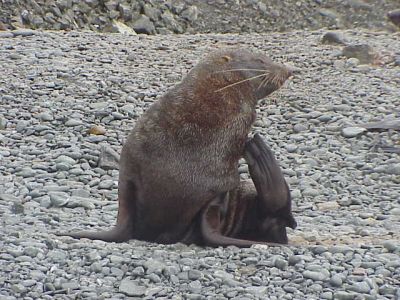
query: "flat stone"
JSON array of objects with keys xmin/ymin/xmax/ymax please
[
  {"xmin": 119, "ymin": 278, "xmax": 146, "ymax": 297},
  {"xmin": 341, "ymin": 127, "xmax": 366, "ymax": 138},
  {"xmin": 303, "ymin": 270, "xmax": 329, "ymax": 281}
]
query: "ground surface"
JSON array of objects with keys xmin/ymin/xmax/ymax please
[{"xmin": 0, "ymin": 30, "xmax": 399, "ymax": 299}]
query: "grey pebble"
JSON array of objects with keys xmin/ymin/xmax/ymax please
[
  {"xmin": 333, "ymin": 291, "xmax": 356, "ymax": 300},
  {"xmin": 119, "ymin": 278, "xmax": 146, "ymax": 297},
  {"xmin": 49, "ymin": 191, "xmax": 69, "ymax": 207},
  {"xmin": 329, "ymin": 274, "xmax": 343, "ymax": 287},
  {"xmin": 303, "ymin": 270, "xmax": 329, "ymax": 281},
  {"xmin": 347, "ymin": 281, "xmax": 370, "ymax": 293},
  {"xmin": 66, "ymin": 196, "xmax": 95, "ymax": 209},
  {"xmin": 341, "ymin": 127, "xmax": 366, "ymax": 138},
  {"xmin": 61, "ymin": 281, "xmax": 79, "ymax": 290},
  {"xmin": 65, "ymin": 119, "xmax": 83, "ymax": 126}
]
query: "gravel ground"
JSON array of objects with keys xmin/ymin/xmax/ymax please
[{"xmin": 0, "ymin": 30, "xmax": 399, "ymax": 299}]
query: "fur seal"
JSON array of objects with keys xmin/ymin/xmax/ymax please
[{"xmin": 60, "ymin": 48, "xmax": 296, "ymax": 247}]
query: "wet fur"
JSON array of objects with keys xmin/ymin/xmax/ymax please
[{"xmin": 59, "ymin": 48, "xmax": 295, "ymax": 247}]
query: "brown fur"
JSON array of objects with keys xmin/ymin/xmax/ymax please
[{"xmin": 59, "ymin": 48, "xmax": 296, "ymax": 247}]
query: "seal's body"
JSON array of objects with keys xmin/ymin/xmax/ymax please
[{"xmin": 62, "ymin": 48, "xmax": 296, "ymax": 246}]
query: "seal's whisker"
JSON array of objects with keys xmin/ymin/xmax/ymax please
[
  {"xmin": 262, "ymin": 73, "xmax": 274, "ymax": 88},
  {"xmin": 257, "ymin": 74, "xmax": 270, "ymax": 90},
  {"xmin": 215, "ymin": 73, "xmax": 268, "ymax": 92},
  {"xmin": 214, "ymin": 68, "xmax": 269, "ymax": 74}
]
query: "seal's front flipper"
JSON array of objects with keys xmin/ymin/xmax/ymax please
[
  {"xmin": 57, "ymin": 224, "xmax": 132, "ymax": 242},
  {"xmin": 57, "ymin": 178, "xmax": 136, "ymax": 243}
]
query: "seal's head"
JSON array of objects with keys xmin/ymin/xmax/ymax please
[{"xmin": 194, "ymin": 48, "xmax": 293, "ymax": 102}]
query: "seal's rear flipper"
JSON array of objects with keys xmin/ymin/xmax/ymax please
[
  {"xmin": 244, "ymin": 133, "xmax": 296, "ymax": 230},
  {"xmin": 200, "ymin": 197, "xmax": 285, "ymax": 248}
]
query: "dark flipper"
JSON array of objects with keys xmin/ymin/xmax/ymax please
[
  {"xmin": 244, "ymin": 133, "xmax": 296, "ymax": 229},
  {"xmin": 57, "ymin": 177, "xmax": 136, "ymax": 242},
  {"xmin": 201, "ymin": 197, "xmax": 284, "ymax": 248},
  {"xmin": 244, "ymin": 133, "xmax": 288, "ymax": 213},
  {"xmin": 58, "ymin": 224, "xmax": 132, "ymax": 242}
]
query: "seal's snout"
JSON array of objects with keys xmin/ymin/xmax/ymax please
[{"xmin": 286, "ymin": 65, "xmax": 301, "ymax": 77}]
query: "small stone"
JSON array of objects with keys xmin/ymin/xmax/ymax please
[
  {"xmin": 98, "ymin": 145, "xmax": 120, "ymax": 170},
  {"xmin": 133, "ymin": 15, "xmax": 156, "ymax": 34},
  {"xmin": 321, "ymin": 31, "xmax": 347, "ymax": 45},
  {"xmin": 188, "ymin": 280, "xmax": 202, "ymax": 293},
  {"xmin": 132, "ymin": 266, "xmax": 145, "ymax": 276},
  {"xmin": 24, "ymin": 247, "xmax": 39, "ymax": 257},
  {"xmin": 274, "ymin": 257, "xmax": 288, "ymax": 270},
  {"xmin": 286, "ymin": 144, "xmax": 298, "ymax": 153},
  {"xmin": 90, "ymin": 262, "xmax": 102, "ymax": 273},
  {"xmin": 61, "ymin": 282, "xmax": 79, "ymax": 290},
  {"xmin": 246, "ymin": 286, "xmax": 268, "ymax": 296},
  {"xmin": 88, "ymin": 125, "xmax": 106, "ymax": 135},
  {"xmin": 329, "ymin": 245, "xmax": 354, "ymax": 254},
  {"xmin": 341, "ymin": 127, "xmax": 366, "ymax": 138},
  {"xmin": 382, "ymin": 240, "xmax": 398, "ymax": 252},
  {"xmin": 317, "ymin": 201, "xmax": 339, "ymax": 211},
  {"xmin": 98, "ymin": 180, "xmax": 115, "ymax": 189},
  {"xmin": 18, "ymin": 167, "xmax": 35, "ymax": 178},
  {"xmin": 65, "ymin": 119, "xmax": 83, "ymax": 127},
  {"xmin": 12, "ymin": 29, "xmax": 35, "ymax": 37},
  {"xmin": 386, "ymin": 163, "xmax": 400, "ymax": 175},
  {"xmin": 334, "ymin": 291, "xmax": 356, "ymax": 300},
  {"xmin": 147, "ymin": 273, "xmax": 161, "ymax": 283},
  {"xmin": 10, "ymin": 200, "xmax": 23, "ymax": 214},
  {"xmin": 119, "ymin": 278, "xmax": 146, "ymax": 297},
  {"xmin": 0, "ymin": 115, "xmax": 7, "ymax": 129},
  {"xmin": 49, "ymin": 192, "xmax": 69, "ymax": 207},
  {"xmin": 303, "ymin": 270, "xmax": 329, "ymax": 281},
  {"xmin": 302, "ymin": 188, "xmax": 320, "ymax": 197},
  {"xmin": 321, "ymin": 291, "xmax": 333, "ymax": 299},
  {"xmin": 346, "ymin": 57, "xmax": 359, "ymax": 67},
  {"xmin": 188, "ymin": 270, "xmax": 202, "ymax": 280},
  {"xmin": 330, "ymin": 274, "xmax": 343, "ymax": 287},
  {"xmin": 181, "ymin": 5, "xmax": 198, "ymax": 22},
  {"xmin": 348, "ymin": 281, "xmax": 370, "ymax": 293},
  {"xmin": 37, "ymin": 112, "xmax": 54, "ymax": 122},
  {"xmin": 390, "ymin": 208, "xmax": 400, "ymax": 215},
  {"xmin": 66, "ymin": 196, "xmax": 95, "ymax": 210},
  {"xmin": 56, "ymin": 155, "xmax": 76, "ymax": 166},
  {"xmin": 47, "ymin": 250, "xmax": 67, "ymax": 263},
  {"xmin": 341, "ymin": 44, "xmax": 376, "ymax": 64},
  {"xmin": 15, "ymin": 120, "xmax": 29, "ymax": 132},
  {"xmin": 293, "ymin": 124, "xmax": 308, "ymax": 132},
  {"xmin": 143, "ymin": 259, "xmax": 165, "ymax": 274}
]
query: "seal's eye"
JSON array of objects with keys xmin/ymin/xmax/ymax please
[{"xmin": 221, "ymin": 55, "xmax": 232, "ymax": 63}]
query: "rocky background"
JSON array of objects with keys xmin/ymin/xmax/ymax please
[
  {"xmin": 1, "ymin": 0, "xmax": 400, "ymax": 34},
  {"xmin": 1, "ymin": 0, "xmax": 400, "ymax": 300}
]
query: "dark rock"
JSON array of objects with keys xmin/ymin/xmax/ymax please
[
  {"xmin": 341, "ymin": 44, "xmax": 376, "ymax": 64},
  {"xmin": 388, "ymin": 9, "xmax": 400, "ymax": 27},
  {"xmin": 98, "ymin": 145, "xmax": 120, "ymax": 170},
  {"xmin": 181, "ymin": 6, "xmax": 198, "ymax": 22},
  {"xmin": 132, "ymin": 15, "xmax": 156, "ymax": 34},
  {"xmin": 321, "ymin": 32, "xmax": 347, "ymax": 45}
]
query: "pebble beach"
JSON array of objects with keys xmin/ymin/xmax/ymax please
[{"xmin": 0, "ymin": 29, "xmax": 399, "ymax": 299}]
